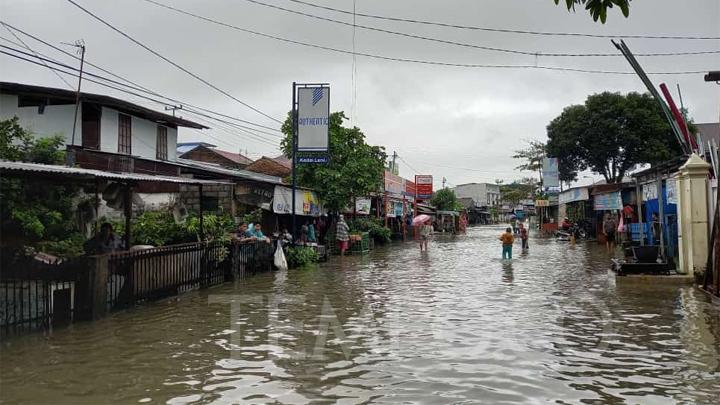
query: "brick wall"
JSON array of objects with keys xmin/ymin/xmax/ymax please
[{"xmin": 179, "ymin": 183, "xmax": 234, "ymax": 215}]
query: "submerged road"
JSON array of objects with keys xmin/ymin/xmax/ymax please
[{"xmin": 1, "ymin": 226, "xmax": 719, "ymax": 404}]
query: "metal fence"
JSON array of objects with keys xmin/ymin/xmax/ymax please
[
  {"xmin": 0, "ymin": 257, "xmax": 79, "ymax": 338},
  {"xmin": 1, "ymin": 241, "xmax": 276, "ymax": 338},
  {"xmin": 107, "ymin": 240, "xmax": 274, "ymax": 311}
]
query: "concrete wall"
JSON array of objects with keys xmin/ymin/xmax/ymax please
[{"xmin": 0, "ymin": 94, "xmax": 80, "ymax": 145}]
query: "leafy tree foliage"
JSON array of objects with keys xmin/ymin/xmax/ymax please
[
  {"xmin": 281, "ymin": 112, "xmax": 387, "ymax": 212},
  {"xmin": 0, "ymin": 117, "xmax": 81, "ymax": 257},
  {"xmin": 554, "ymin": 0, "xmax": 630, "ymax": 23},
  {"xmin": 430, "ymin": 188, "xmax": 462, "ymax": 211},
  {"xmin": 500, "ymin": 178, "xmax": 539, "ymax": 206},
  {"xmin": 513, "ymin": 140, "xmax": 546, "ymax": 180},
  {"xmin": 546, "ymin": 92, "xmax": 684, "ymax": 184}
]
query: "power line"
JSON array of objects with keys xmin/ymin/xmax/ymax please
[
  {"xmin": 0, "ymin": 21, "xmax": 283, "ymax": 133},
  {"xmin": 0, "ymin": 47, "xmax": 282, "ymax": 147},
  {"xmin": 0, "ymin": 24, "xmax": 73, "ymax": 89},
  {"xmin": 137, "ymin": 0, "xmax": 707, "ymax": 75},
  {"xmin": 62, "ymin": 0, "xmax": 282, "ymax": 124},
  {"xmin": 284, "ymin": 0, "xmax": 720, "ymax": 41},
  {"xmin": 243, "ymin": 0, "xmax": 720, "ymax": 57}
]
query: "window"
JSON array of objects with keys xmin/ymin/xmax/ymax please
[
  {"xmin": 156, "ymin": 126, "xmax": 168, "ymax": 160},
  {"xmin": 118, "ymin": 114, "xmax": 132, "ymax": 154}
]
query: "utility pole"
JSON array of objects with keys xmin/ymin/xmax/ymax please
[
  {"xmin": 442, "ymin": 177, "xmax": 447, "ymax": 189},
  {"xmin": 391, "ymin": 151, "xmax": 397, "ymax": 174},
  {"xmin": 65, "ymin": 39, "xmax": 85, "ymax": 166}
]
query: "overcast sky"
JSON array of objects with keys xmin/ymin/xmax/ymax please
[{"xmin": 1, "ymin": 0, "xmax": 718, "ymax": 188}]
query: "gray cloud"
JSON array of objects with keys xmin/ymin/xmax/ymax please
[{"xmin": 1, "ymin": 0, "xmax": 718, "ymax": 186}]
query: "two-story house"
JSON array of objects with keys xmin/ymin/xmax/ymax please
[
  {"xmin": 453, "ymin": 182, "xmax": 501, "ymax": 208},
  {"xmin": 0, "ymin": 82, "xmax": 207, "ymax": 176}
]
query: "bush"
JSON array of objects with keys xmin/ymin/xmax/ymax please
[
  {"xmin": 347, "ymin": 216, "xmax": 391, "ymax": 244},
  {"xmin": 286, "ymin": 246, "xmax": 319, "ymax": 268},
  {"xmin": 124, "ymin": 211, "xmax": 236, "ymax": 246}
]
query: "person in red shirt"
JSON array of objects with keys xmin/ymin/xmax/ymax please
[{"xmin": 519, "ymin": 222, "xmax": 529, "ymax": 250}]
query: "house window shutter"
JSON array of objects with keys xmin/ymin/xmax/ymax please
[
  {"xmin": 156, "ymin": 126, "xmax": 168, "ymax": 160},
  {"xmin": 118, "ymin": 114, "xmax": 132, "ymax": 154}
]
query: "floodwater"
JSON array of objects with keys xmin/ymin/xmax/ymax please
[{"xmin": 1, "ymin": 226, "xmax": 719, "ymax": 404}]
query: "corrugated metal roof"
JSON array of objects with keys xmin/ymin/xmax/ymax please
[
  {"xmin": 0, "ymin": 160, "xmax": 232, "ymax": 185},
  {"xmin": 176, "ymin": 158, "xmax": 284, "ymax": 185}
]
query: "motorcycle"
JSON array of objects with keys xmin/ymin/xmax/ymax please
[{"xmin": 556, "ymin": 223, "xmax": 588, "ymax": 241}]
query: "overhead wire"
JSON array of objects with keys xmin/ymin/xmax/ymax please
[
  {"xmin": 136, "ymin": 0, "xmax": 708, "ymax": 75},
  {"xmin": 0, "ymin": 21, "xmax": 283, "ymax": 134},
  {"xmin": 284, "ymin": 0, "xmax": 720, "ymax": 41},
  {"xmin": 62, "ymin": 0, "xmax": 283, "ymax": 124},
  {"xmin": 0, "ymin": 24, "xmax": 74, "ymax": 89},
  {"xmin": 242, "ymin": 0, "xmax": 720, "ymax": 57},
  {"xmin": 0, "ymin": 46, "xmax": 282, "ymax": 151}
]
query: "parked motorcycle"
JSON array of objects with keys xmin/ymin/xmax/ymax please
[{"xmin": 556, "ymin": 223, "xmax": 588, "ymax": 241}]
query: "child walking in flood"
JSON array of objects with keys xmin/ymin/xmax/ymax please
[{"xmin": 499, "ymin": 227, "xmax": 515, "ymax": 260}]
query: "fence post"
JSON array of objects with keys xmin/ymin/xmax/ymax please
[{"xmin": 75, "ymin": 255, "xmax": 108, "ymax": 321}]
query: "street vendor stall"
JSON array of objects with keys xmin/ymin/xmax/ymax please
[{"xmin": 436, "ymin": 210, "xmax": 460, "ymax": 233}]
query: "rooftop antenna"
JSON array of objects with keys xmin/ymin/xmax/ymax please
[{"xmin": 165, "ymin": 104, "xmax": 183, "ymax": 117}]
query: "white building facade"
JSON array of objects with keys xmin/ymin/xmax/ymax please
[
  {"xmin": 0, "ymin": 82, "xmax": 204, "ymax": 164},
  {"xmin": 453, "ymin": 183, "xmax": 501, "ymax": 207}
]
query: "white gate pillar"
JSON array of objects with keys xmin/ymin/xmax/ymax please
[{"xmin": 677, "ymin": 154, "xmax": 711, "ymax": 275}]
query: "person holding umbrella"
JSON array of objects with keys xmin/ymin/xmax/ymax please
[{"xmin": 413, "ymin": 214, "xmax": 433, "ymax": 252}]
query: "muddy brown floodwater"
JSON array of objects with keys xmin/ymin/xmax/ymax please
[{"xmin": 1, "ymin": 226, "xmax": 719, "ymax": 404}]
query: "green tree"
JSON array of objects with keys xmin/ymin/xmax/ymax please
[
  {"xmin": 430, "ymin": 188, "xmax": 461, "ymax": 211},
  {"xmin": 280, "ymin": 112, "xmax": 387, "ymax": 212},
  {"xmin": 554, "ymin": 0, "xmax": 630, "ymax": 23},
  {"xmin": 546, "ymin": 92, "xmax": 685, "ymax": 184},
  {"xmin": 0, "ymin": 117, "xmax": 81, "ymax": 257},
  {"xmin": 500, "ymin": 178, "xmax": 538, "ymax": 206},
  {"xmin": 513, "ymin": 140, "xmax": 546, "ymax": 182}
]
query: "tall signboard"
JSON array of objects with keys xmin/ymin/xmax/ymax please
[
  {"xmin": 292, "ymin": 82, "xmax": 329, "ymax": 238},
  {"xmin": 542, "ymin": 157, "xmax": 559, "ymax": 191},
  {"xmin": 415, "ymin": 175, "xmax": 433, "ymax": 200},
  {"xmin": 297, "ymin": 87, "xmax": 330, "ymax": 154}
]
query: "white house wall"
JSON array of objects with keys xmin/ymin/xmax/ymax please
[
  {"xmin": 100, "ymin": 106, "xmax": 178, "ymax": 161},
  {"xmin": 0, "ymin": 94, "xmax": 81, "ymax": 145},
  {"xmin": 100, "ymin": 107, "xmax": 119, "ymax": 153}
]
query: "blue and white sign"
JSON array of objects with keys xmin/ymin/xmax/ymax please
[{"xmin": 297, "ymin": 87, "xmax": 330, "ymax": 152}]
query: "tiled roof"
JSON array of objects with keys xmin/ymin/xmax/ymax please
[
  {"xmin": 213, "ymin": 149, "xmax": 253, "ymax": 165},
  {"xmin": 246, "ymin": 156, "xmax": 291, "ymax": 177}
]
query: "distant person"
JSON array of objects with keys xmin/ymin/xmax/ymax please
[
  {"xmin": 336, "ymin": 215, "xmax": 350, "ymax": 256},
  {"xmin": 499, "ymin": 227, "xmax": 515, "ymax": 260},
  {"xmin": 561, "ymin": 217, "xmax": 572, "ymax": 231},
  {"xmin": 419, "ymin": 219, "xmax": 432, "ymax": 252},
  {"xmin": 317, "ymin": 216, "xmax": 327, "ymax": 243},
  {"xmin": 300, "ymin": 222, "xmax": 309, "ymax": 244},
  {"xmin": 249, "ymin": 223, "xmax": 271, "ymax": 243},
  {"xmin": 519, "ymin": 222, "xmax": 529, "ymax": 250},
  {"xmin": 308, "ymin": 220, "xmax": 317, "ymax": 244},
  {"xmin": 651, "ymin": 212, "xmax": 661, "ymax": 244},
  {"xmin": 84, "ymin": 222, "xmax": 123, "ymax": 254},
  {"xmin": 510, "ymin": 217, "xmax": 518, "ymax": 234},
  {"xmin": 603, "ymin": 213, "xmax": 617, "ymax": 253}
]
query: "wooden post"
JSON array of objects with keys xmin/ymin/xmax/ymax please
[
  {"xmin": 199, "ymin": 184, "xmax": 205, "ymax": 240},
  {"xmin": 124, "ymin": 184, "xmax": 132, "ymax": 250},
  {"xmin": 75, "ymin": 255, "xmax": 108, "ymax": 321}
]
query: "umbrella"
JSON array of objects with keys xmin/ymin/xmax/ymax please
[{"xmin": 412, "ymin": 214, "xmax": 431, "ymax": 226}]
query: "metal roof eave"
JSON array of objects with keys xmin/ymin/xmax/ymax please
[{"xmin": 0, "ymin": 160, "xmax": 232, "ymax": 186}]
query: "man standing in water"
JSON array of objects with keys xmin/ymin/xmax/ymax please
[
  {"xmin": 499, "ymin": 227, "xmax": 515, "ymax": 260},
  {"xmin": 603, "ymin": 212, "xmax": 617, "ymax": 254},
  {"xmin": 419, "ymin": 219, "xmax": 432, "ymax": 252},
  {"xmin": 336, "ymin": 215, "xmax": 350, "ymax": 256},
  {"xmin": 519, "ymin": 222, "xmax": 529, "ymax": 251}
]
